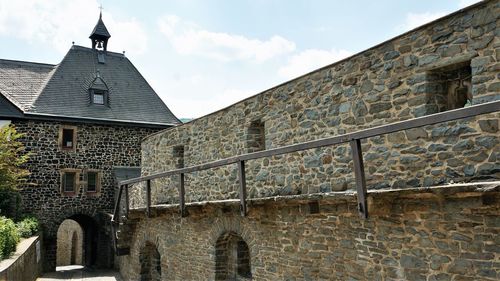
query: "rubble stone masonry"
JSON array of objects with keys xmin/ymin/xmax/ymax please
[
  {"xmin": 12, "ymin": 119, "xmax": 157, "ymax": 270},
  {"xmin": 120, "ymin": 183, "xmax": 500, "ymax": 281},
  {"xmin": 120, "ymin": 1, "xmax": 500, "ymax": 280},
  {"xmin": 134, "ymin": 0, "xmax": 499, "ymax": 206}
]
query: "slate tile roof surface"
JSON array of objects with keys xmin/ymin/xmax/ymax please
[
  {"xmin": 0, "ymin": 59, "xmax": 55, "ymax": 110},
  {"xmin": 0, "ymin": 46, "xmax": 180, "ymax": 126},
  {"xmin": 90, "ymin": 15, "xmax": 111, "ymax": 38}
]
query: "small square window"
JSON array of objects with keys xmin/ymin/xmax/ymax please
[
  {"xmin": 63, "ymin": 172, "xmax": 76, "ymax": 192},
  {"xmin": 247, "ymin": 120, "xmax": 265, "ymax": 153},
  {"xmin": 173, "ymin": 146, "xmax": 185, "ymax": 168},
  {"xmin": 87, "ymin": 172, "xmax": 98, "ymax": 192},
  {"xmin": 93, "ymin": 93, "xmax": 105, "ymax": 104},
  {"xmin": 426, "ymin": 61, "xmax": 472, "ymax": 113},
  {"xmin": 62, "ymin": 128, "xmax": 75, "ymax": 149}
]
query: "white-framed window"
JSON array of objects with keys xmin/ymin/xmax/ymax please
[
  {"xmin": 93, "ymin": 92, "xmax": 105, "ymax": 104},
  {"xmin": 90, "ymin": 89, "xmax": 108, "ymax": 106}
]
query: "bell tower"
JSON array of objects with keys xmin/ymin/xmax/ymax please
[{"xmin": 89, "ymin": 10, "xmax": 111, "ymax": 51}]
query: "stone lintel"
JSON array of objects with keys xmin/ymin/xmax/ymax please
[{"xmin": 416, "ymin": 51, "xmax": 478, "ymax": 72}]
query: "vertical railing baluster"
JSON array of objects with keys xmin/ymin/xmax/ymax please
[
  {"xmin": 238, "ymin": 161, "xmax": 247, "ymax": 217},
  {"xmin": 146, "ymin": 179, "xmax": 151, "ymax": 218},
  {"xmin": 350, "ymin": 139, "xmax": 368, "ymax": 219},
  {"xmin": 179, "ymin": 173, "xmax": 186, "ymax": 217}
]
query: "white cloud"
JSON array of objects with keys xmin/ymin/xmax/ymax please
[
  {"xmin": 398, "ymin": 12, "xmax": 448, "ymax": 32},
  {"xmin": 278, "ymin": 48, "xmax": 352, "ymax": 79},
  {"xmin": 458, "ymin": 0, "xmax": 481, "ymax": 8},
  {"xmin": 0, "ymin": 0, "xmax": 148, "ymax": 55},
  {"xmin": 110, "ymin": 18, "xmax": 148, "ymax": 55},
  {"xmin": 158, "ymin": 15, "xmax": 295, "ymax": 62}
]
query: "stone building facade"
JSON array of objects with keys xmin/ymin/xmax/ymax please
[
  {"xmin": 13, "ymin": 119, "xmax": 160, "ymax": 270},
  {"xmin": 118, "ymin": 1, "xmax": 499, "ymax": 280},
  {"xmin": 0, "ymin": 13, "xmax": 180, "ymax": 271}
]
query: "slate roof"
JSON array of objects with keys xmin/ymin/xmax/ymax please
[
  {"xmin": 113, "ymin": 166, "xmax": 141, "ymax": 182},
  {"xmin": 90, "ymin": 13, "xmax": 111, "ymax": 39},
  {"xmin": 0, "ymin": 46, "xmax": 180, "ymax": 126},
  {"xmin": 0, "ymin": 94, "xmax": 23, "ymax": 118},
  {"xmin": 0, "ymin": 59, "xmax": 55, "ymax": 110}
]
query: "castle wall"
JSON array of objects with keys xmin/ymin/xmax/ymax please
[
  {"xmin": 119, "ymin": 1, "xmax": 500, "ymax": 280},
  {"xmin": 119, "ymin": 184, "xmax": 500, "ymax": 281},
  {"xmin": 133, "ymin": 0, "xmax": 499, "ymax": 207}
]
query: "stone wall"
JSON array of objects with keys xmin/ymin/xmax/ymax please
[
  {"xmin": 118, "ymin": 183, "xmax": 500, "ymax": 281},
  {"xmin": 12, "ymin": 119, "xmax": 159, "ymax": 270},
  {"xmin": 0, "ymin": 236, "xmax": 43, "ymax": 281},
  {"xmin": 134, "ymin": 0, "xmax": 499, "ymax": 207}
]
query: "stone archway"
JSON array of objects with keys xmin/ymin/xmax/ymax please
[
  {"xmin": 139, "ymin": 241, "xmax": 162, "ymax": 281},
  {"xmin": 215, "ymin": 232, "xmax": 252, "ymax": 281},
  {"xmin": 55, "ymin": 214, "xmax": 99, "ymax": 268},
  {"xmin": 56, "ymin": 219, "xmax": 83, "ymax": 266}
]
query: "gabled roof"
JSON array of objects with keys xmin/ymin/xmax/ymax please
[{"xmin": 0, "ymin": 46, "xmax": 181, "ymax": 126}]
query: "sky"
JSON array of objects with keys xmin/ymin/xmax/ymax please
[{"xmin": 0, "ymin": 0, "xmax": 481, "ymax": 119}]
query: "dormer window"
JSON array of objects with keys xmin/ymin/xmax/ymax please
[{"xmin": 88, "ymin": 74, "xmax": 109, "ymax": 107}]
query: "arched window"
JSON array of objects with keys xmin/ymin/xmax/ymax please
[
  {"xmin": 215, "ymin": 232, "xmax": 251, "ymax": 280},
  {"xmin": 139, "ymin": 241, "xmax": 162, "ymax": 281}
]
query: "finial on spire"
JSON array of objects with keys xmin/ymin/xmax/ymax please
[{"xmin": 99, "ymin": 4, "xmax": 103, "ymax": 18}]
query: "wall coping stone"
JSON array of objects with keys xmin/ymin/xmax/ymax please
[
  {"xmin": 128, "ymin": 181, "xmax": 499, "ymax": 218},
  {"xmin": 0, "ymin": 236, "xmax": 39, "ymax": 272}
]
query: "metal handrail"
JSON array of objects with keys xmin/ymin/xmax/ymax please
[{"xmin": 112, "ymin": 100, "xmax": 500, "ymax": 225}]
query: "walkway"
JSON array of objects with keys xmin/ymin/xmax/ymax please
[{"xmin": 37, "ymin": 265, "xmax": 123, "ymax": 281}]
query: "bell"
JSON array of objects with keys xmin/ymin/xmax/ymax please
[{"xmin": 97, "ymin": 41, "xmax": 103, "ymax": 48}]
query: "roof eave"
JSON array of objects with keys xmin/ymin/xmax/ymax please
[{"xmin": 22, "ymin": 112, "xmax": 179, "ymax": 128}]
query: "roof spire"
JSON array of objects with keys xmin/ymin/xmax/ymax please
[{"xmin": 89, "ymin": 7, "xmax": 111, "ymax": 51}]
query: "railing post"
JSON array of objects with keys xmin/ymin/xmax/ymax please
[
  {"xmin": 146, "ymin": 179, "xmax": 151, "ymax": 218},
  {"xmin": 113, "ymin": 185, "xmax": 124, "ymax": 223},
  {"xmin": 350, "ymin": 139, "xmax": 368, "ymax": 219},
  {"xmin": 238, "ymin": 160, "xmax": 247, "ymax": 217},
  {"xmin": 124, "ymin": 184, "xmax": 129, "ymax": 218},
  {"xmin": 179, "ymin": 173, "xmax": 187, "ymax": 217}
]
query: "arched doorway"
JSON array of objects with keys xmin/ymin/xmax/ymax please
[
  {"xmin": 56, "ymin": 214, "xmax": 99, "ymax": 268},
  {"xmin": 139, "ymin": 241, "xmax": 162, "ymax": 281},
  {"xmin": 56, "ymin": 219, "xmax": 83, "ymax": 266}
]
